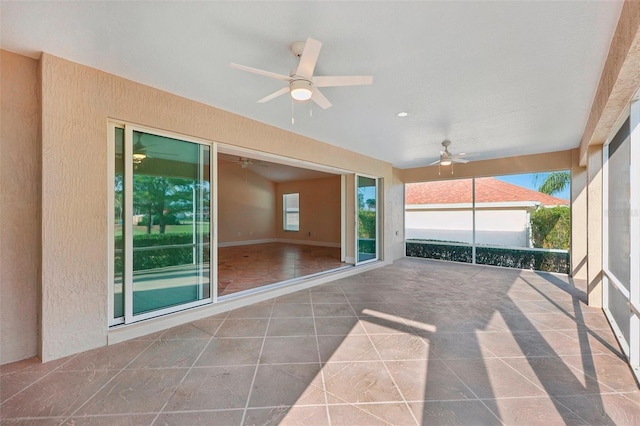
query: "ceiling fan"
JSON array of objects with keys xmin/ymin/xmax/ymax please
[
  {"xmin": 429, "ymin": 140, "xmax": 469, "ymax": 166},
  {"xmin": 219, "ymin": 156, "xmax": 267, "ymax": 169},
  {"xmin": 130, "ymin": 134, "xmax": 177, "ymax": 164},
  {"xmin": 230, "ymin": 37, "xmax": 373, "ymax": 110}
]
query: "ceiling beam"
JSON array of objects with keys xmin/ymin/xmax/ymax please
[{"xmin": 579, "ymin": 0, "xmax": 640, "ymax": 166}]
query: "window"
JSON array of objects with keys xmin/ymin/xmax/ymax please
[{"xmin": 283, "ymin": 193, "xmax": 299, "ymax": 231}]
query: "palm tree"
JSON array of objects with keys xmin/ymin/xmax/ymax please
[{"xmin": 536, "ymin": 171, "xmax": 570, "ymax": 196}]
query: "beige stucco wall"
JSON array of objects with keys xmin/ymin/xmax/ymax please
[
  {"xmin": 38, "ymin": 52, "xmax": 393, "ymax": 361},
  {"xmin": 399, "ymin": 150, "xmax": 574, "ymax": 183},
  {"xmin": 275, "ymin": 176, "xmax": 341, "ymax": 245},
  {"xmin": 0, "ymin": 51, "xmax": 41, "ymax": 364},
  {"xmin": 571, "ymin": 150, "xmax": 588, "ymax": 280},
  {"xmin": 217, "ymin": 163, "xmax": 276, "ymax": 244}
]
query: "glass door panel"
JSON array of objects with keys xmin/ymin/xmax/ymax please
[
  {"xmin": 357, "ymin": 175, "xmax": 378, "ymax": 263},
  {"xmin": 131, "ymin": 131, "xmax": 211, "ymax": 316},
  {"xmin": 113, "ymin": 127, "xmax": 125, "ymax": 320}
]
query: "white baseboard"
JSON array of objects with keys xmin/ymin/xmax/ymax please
[
  {"xmin": 276, "ymin": 238, "xmax": 341, "ymax": 248},
  {"xmin": 218, "ymin": 238, "xmax": 277, "ymax": 248},
  {"xmin": 345, "ymin": 256, "xmax": 356, "ymax": 264}
]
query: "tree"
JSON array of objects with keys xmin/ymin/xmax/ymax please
[
  {"xmin": 133, "ymin": 175, "xmax": 200, "ymax": 234},
  {"xmin": 536, "ymin": 171, "xmax": 570, "ymax": 196}
]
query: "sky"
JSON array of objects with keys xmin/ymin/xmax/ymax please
[{"xmin": 495, "ymin": 172, "xmax": 570, "ymax": 201}]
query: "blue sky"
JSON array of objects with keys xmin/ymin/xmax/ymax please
[{"xmin": 495, "ymin": 172, "xmax": 570, "ymax": 201}]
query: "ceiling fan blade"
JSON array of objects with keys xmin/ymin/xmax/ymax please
[
  {"xmin": 230, "ymin": 63, "xmax": 291, "ymax": 82},
  {"xmin": 452, "ymin": 158, "xmax": 469, "ymax": 164},
  {"xmin": 313, "ymin": 75, "xmax": 374, "ymax": 87},
  {"xmin": 428, "ymin": 160, "xmax": 441, "ymax": 166},
  {"xmin": 257, "ymin": 87, "xmax": 290, "ymax": 103},
  {"xmin": 295, "ymin": 38, "xmax": 322, "ymax": 78},
  {"xmin": 311, "ymin": 88, "xmax": 332, "ymax": 109}
]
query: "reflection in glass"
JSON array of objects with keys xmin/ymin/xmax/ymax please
[
  {"xmin": 114, "ymin": 127, "xmax": 124, "ymax": 319},
  {"xmin": 131, "ymin": 131, "xmax": 210, "ymax": 315},
  {"xmin": 357, "ymin": 176, "xmax": 377, "ymax": 262}
]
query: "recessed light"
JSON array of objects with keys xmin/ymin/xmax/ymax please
[{"xmin": 397, "ymin": 112, "xmax": 408, "ymax": 117}]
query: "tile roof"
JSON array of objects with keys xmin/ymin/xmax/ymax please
[{"xmin": 405, "ymin": 177, "xmax": 569, "ymax": 206}]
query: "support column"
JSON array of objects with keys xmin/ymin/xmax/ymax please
[{"xmin": 587, "ymin": 146, "xmax": 603, "ymax": 308}]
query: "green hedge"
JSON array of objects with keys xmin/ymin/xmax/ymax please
[
  {"xmin": 358, "ymin": 238, "xmax": 376, "ymax": 254},
  {"xmin": 115, "ymin": 233, "xmax": 210, "ymax": 271},
  {"xmin": 475, "ymin": 246, "xmax": 569, "ymax": 273},
  {"xmin": 406, "ymin": 242, "xmax": 472, "ymax": 263},
  {"xmin": 406, "ymin": 241, "xmax": 569, "ymax": 273}
]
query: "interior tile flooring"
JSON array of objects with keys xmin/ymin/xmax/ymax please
[
  {"xmin": 2, "ymin": 258, "xmax": 639, "ymax": 425},
  {"xmin": 218, "ymin": 243, "xmax": 344, "ymax": 296}
]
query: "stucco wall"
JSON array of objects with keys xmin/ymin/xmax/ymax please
[
  {"xmin": 38, "ymin": 52, "xmax": 393, "ymax": 361},
  {"xmin": 217, "ymin": 163, "xmax": 276, "ymax": 244},
  {"xmin": 0, "ymin": 51, "xmax": 41, "ymax": 364},
  {"xmin": 406, "ymin": 208, "xmax": 532, "ymax": 247},
  {"xmin": 275, "ymin": 176, "xmax": 341, "ymax": 245}
]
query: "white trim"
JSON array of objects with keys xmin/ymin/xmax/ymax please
[
  {"xmin": 603, "ymin": 268, "xmax": 631, "ymax": 299},
  {"xmin": 218, "ymin": 238, "xmax": 278, "ymax": 248},
  {"xmin": 355, "ymin": 174, "xmax": 380, "ymax": 265},
  {"xmin": 217, "ymin": 238, "xmax": 341, "ymax": 248},
  {"xmin": 107, "ymin": 122, "xmax": 117, "ymax": 326},
  {"xmin": 345, "ymin": 256, "xmax": 356, "ymax": 264},
  {"xmin": 472, "ymin": 178, "xmax": 477, "ymax": 264},
  {"xmin": 277, "ymin": 239, "xmax": 341, "ymax": 248},
  {"xmin": 629, "ymin": 97, "xmax": 640, "ymax": 369},
  {"xmin": 602, "ymin": 142, "xmax": 610, "ymax": 310},
  {"xmin": 406, "ymin": 201, "xmax": 543, "ymax": 210},
  {"xmin": 123, "ymin": 125, "xmax": 134, "ymax": 324},
  {"xmin": 603, "ymin": 307, "xmax": 631, "ymax": 358},
  {"xmin": 108, "ymin": 260, "xmax": 384, "ymax": 344},
  {"xmin": 211, "ymin": 143, "xmax": 218, "ymax": 304},
  {"xmin": 217, "ymin": 143, "xmax": 352, "ymax": 177},
  {"xmin": 341, "ymin": 174, "xmax": 346, "ymax": 263}
]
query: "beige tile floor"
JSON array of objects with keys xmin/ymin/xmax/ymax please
[{"xmin": 2, "ymin": 258, "xmax": 639, "ymax": 425}]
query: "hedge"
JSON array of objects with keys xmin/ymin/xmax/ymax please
[
  {"xmin": 406, "ymin": 242, "xmax": 473, "ymax": 263},
  {"xmin": 406, "ymin": 241, "xmax": 569, "ymax": 273},
  {"xmin": 115, "ymin": 233, "xmax": 210, "ymax": 271}
]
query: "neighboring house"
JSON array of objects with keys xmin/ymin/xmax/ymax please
[{"xmin": 405, "ymin": 177, "xmax": 569, "ymax": 248}]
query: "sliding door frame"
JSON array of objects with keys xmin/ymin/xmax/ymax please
[{"xmin": 108, "ymin": 121, "xmax": 216, "ymax": 326}]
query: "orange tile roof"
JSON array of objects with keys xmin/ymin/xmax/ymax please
[{"xmin": 406, "ymin": 177, "xmax": 569, "ymax": 206}]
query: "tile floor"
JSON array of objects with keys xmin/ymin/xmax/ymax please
[
  {"xmin": 218, "ymin": 243, "xmax": 344, "ymax": 296},
  {"xmin": 2, "ymin": 258, "xmax": 639, "ymax": 425}
]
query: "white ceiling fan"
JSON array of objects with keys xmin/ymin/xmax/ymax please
[
  {"xmin": 429, "ymin": 140, "xmax": 469, "ymax": 166},
  {"xmin": 230, "ymin": 37, "xmax": 373, "ymax": 110},
  {"xmin": 219, "ymin": 156, "xmax": 267, "ymax": 169}
]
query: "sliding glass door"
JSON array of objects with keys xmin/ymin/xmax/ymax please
[
  {"xmin": 356, "ymin": 175, "xmax": 379, "ymax": 264},
  {"xmin": 110, "ymin": 124, "xmax": 213, "ymax": 325}
]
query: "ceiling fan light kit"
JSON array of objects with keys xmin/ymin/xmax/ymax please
[{"xmin": 290, "ymin": 79, "xmax": 313, "ymax": 101}]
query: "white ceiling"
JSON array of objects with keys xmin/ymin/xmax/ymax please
[{"xmin": 1, "ymin": 1, "xmax": 623, "ymax": 169}]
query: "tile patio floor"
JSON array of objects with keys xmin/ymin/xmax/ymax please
[{"xmin": 2, "ymin": 258, "xmax": 639, "ymax": 425}]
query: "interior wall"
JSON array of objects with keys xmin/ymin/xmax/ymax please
[
  {"xmin": 275, "ymin": 176, "xmax": 341, "ymax": 245},
  {"xmin": 0, "ymin": 51, "xmax": 41, "ymax": 364},
  {"xmin": 217, "ymin": 163, "xmax": 276, "ymax": 245},
  {"xmin": 37, "ymin": 52, "xmax": 393, "ymax": 362}
]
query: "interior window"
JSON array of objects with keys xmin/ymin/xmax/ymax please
[{"xmin": 283, "ymin": 193, "xmax": 300, "ymax": 231}]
